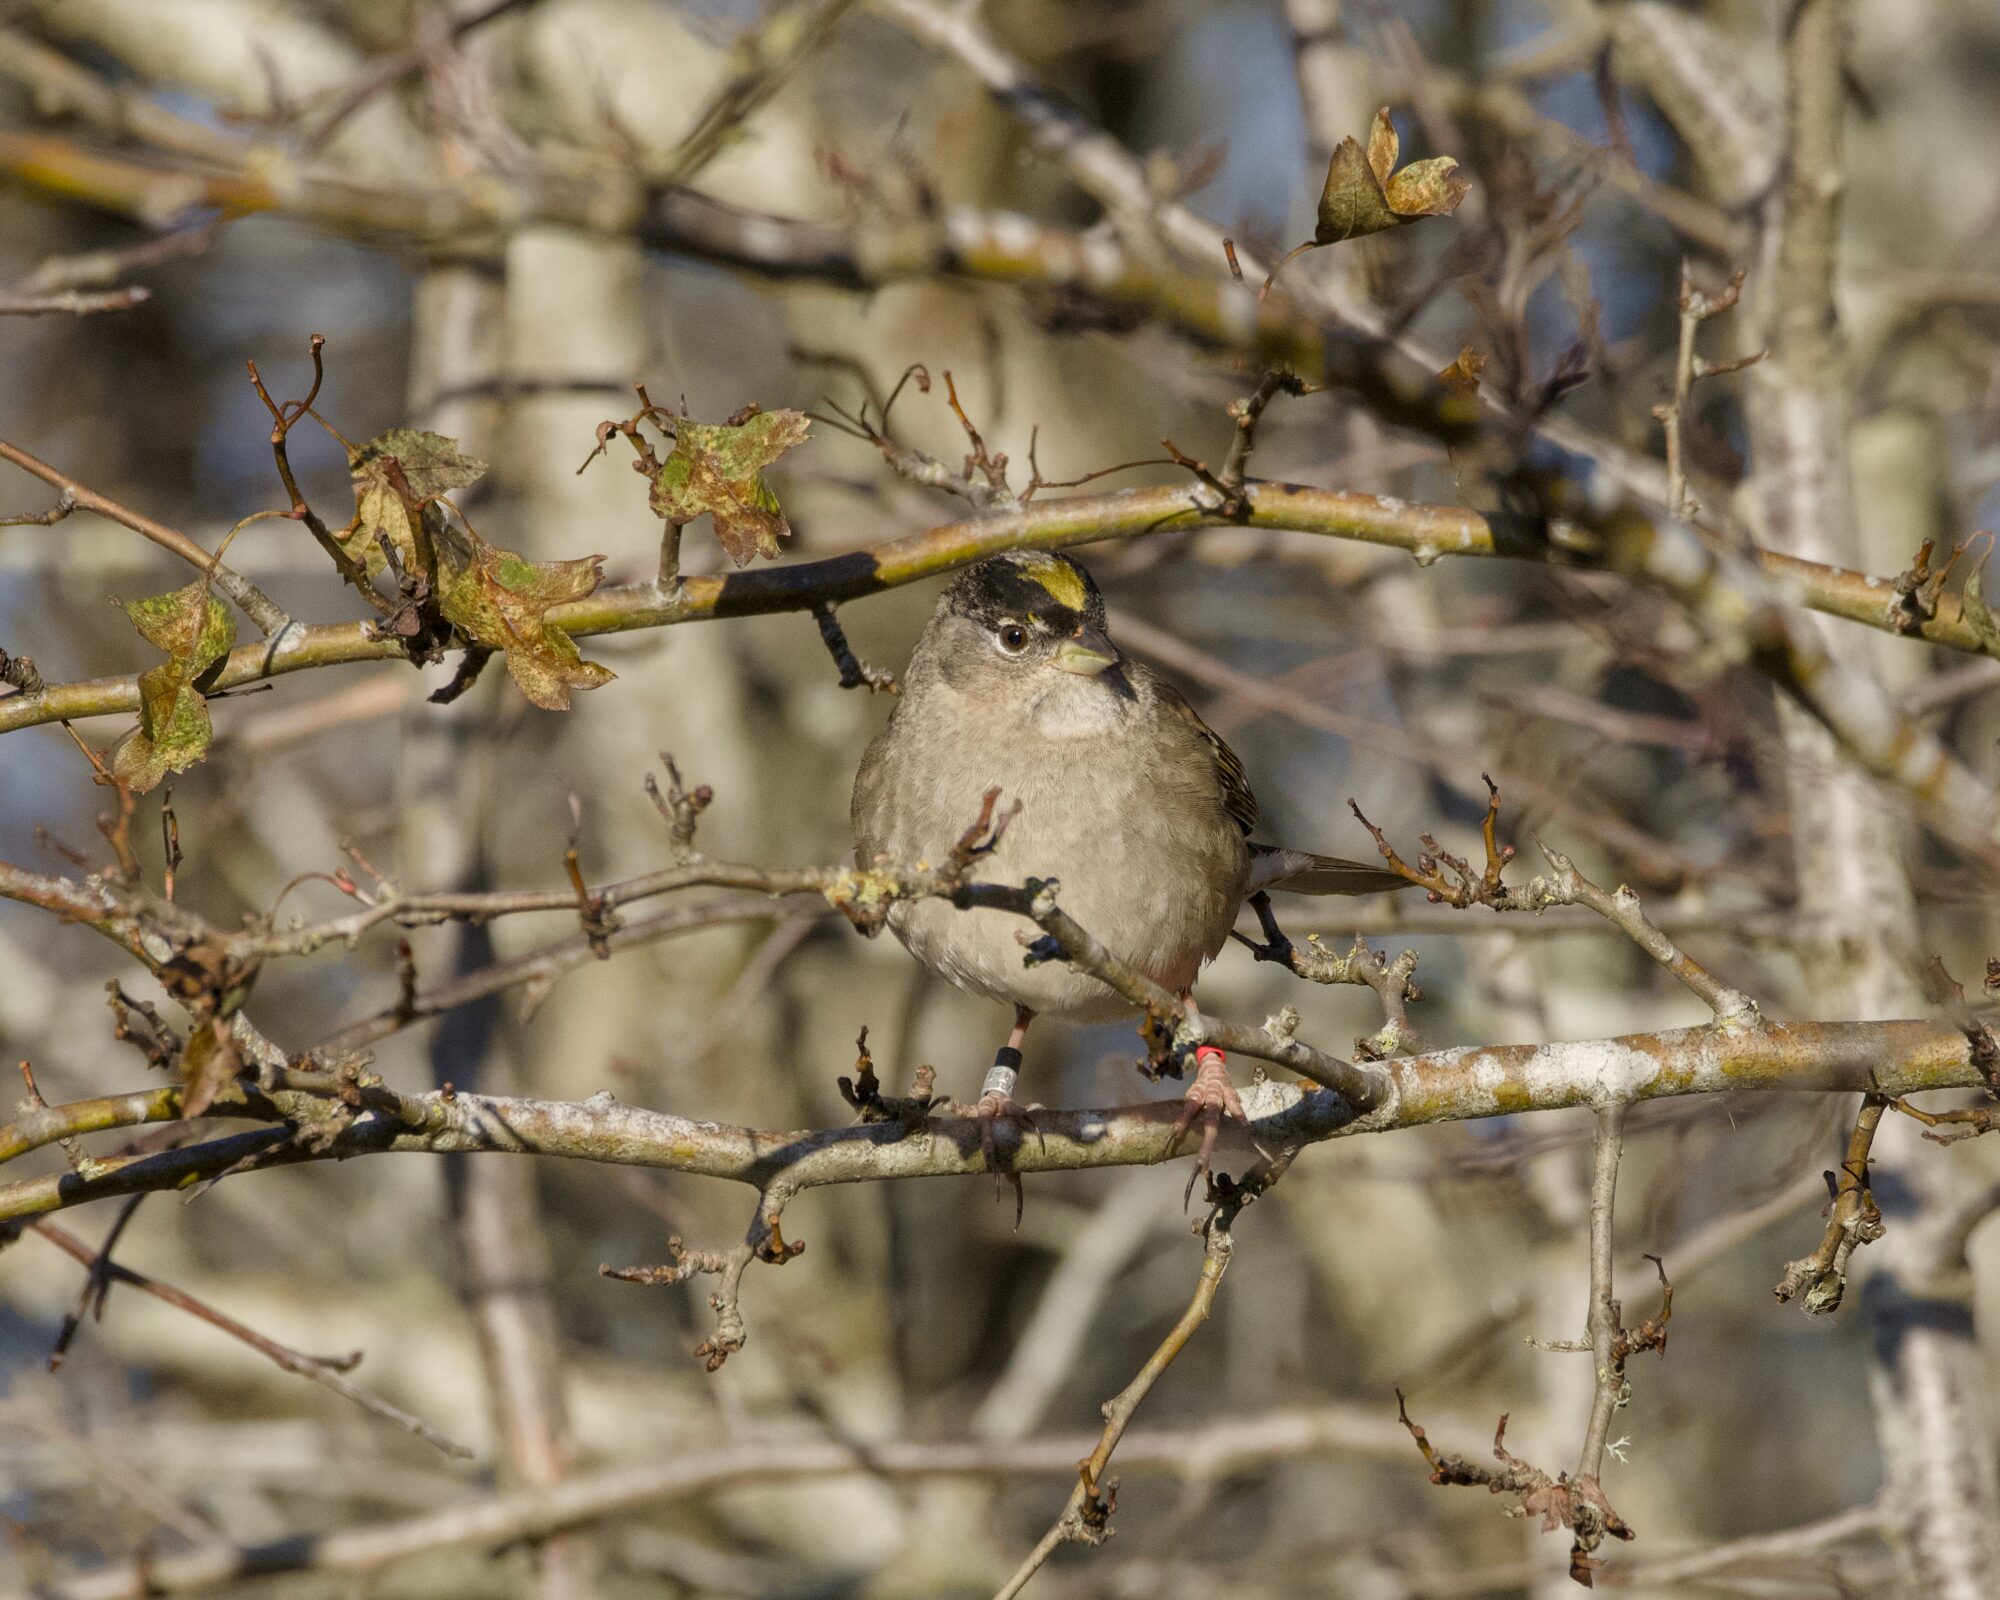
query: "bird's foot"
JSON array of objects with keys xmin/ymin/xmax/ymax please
[
  {"xmin": 1167, "ymin": 1046, "xmax": 1247, "ymax": 1202},
  {"xmin": 964, "ymin": 1049, "xmax": 1044, "ymax": 1164},
  {"xmin": 969, "ymin": 1089, "xmax": 1042, "ymax": 1227},
  {"xmin": 973, "ymin": 1090, "xmax": 1043, "ymax": 1156}
]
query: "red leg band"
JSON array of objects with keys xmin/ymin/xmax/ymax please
[{"xmin": 1194, "ymin": 1045, "xmax": 1227, "ymax": 1067}]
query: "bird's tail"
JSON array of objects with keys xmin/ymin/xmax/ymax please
[{"xmin": 1247, "ymin": 845, "xmax": 1411, "ymax": 897}]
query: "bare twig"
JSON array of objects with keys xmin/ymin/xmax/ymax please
[
  {"xmin": 993, "ymin": 1172, "xmax": 1265, "ymax": 1599},
  {"xmin": 652, "ymin": 0, "xmax": 857, "ymax": 184},
  {"xmin": 19, "ymin": 1396, "xmax": 1491, "ymax": 1600},
  {"xmin": 1220, "ymin": 370, "xmax": 1316, "ymax": 490},
  {"xmin": 0, "ymin": 439, "xmax": 287, "ymax": 635},
  {"xmin": 243, "ymin": 335, "xmax": 387, "ymax": 612},
  {"xmin": 45, "ymin": 1194, "xmax": 146, "ymax": 1370},
  {"xmin": 601, "ymin": 1181, "xmax": 803, "ymax": 1371},
  {"xmin": 1774, "ymin": 1093, "xmax": 1887, "ymax": 1314},
  {"xmin": 30, "ymin": 1218, "xmax": 469, "ymax": 1457},
  {"xmin": 0, "ymin": 287, "xmax": 150, "ymax": 316},
  {"xmin": 1652, "ymin": 261, "xmax": 1757, "ymax": 518},
  {"xmin": 1348, "ymin": 780, "xmax": 1761, "ymax": 1024},
  {"xmin": 812, "ymin": 602, "xmax": 899, "ymax": 693},
  {"xmin": 1577, "ymin": 1104, "xmax": 1630, "ymax": 1485},
  {"xmin": 1397, "ymin": 1397, "xmax": 1632, "ymax": 1586}
]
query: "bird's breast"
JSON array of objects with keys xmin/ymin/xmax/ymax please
[{"xmin": 860, "ymin": 697, "xmax": 1249, "ymax": 1016}]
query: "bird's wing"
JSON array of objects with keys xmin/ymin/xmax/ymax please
[
  {"xmin": 1147, "ymin": 672, "xmax": 1406, "ymax": 894},
  {"xmin": 1151, "ymin": 676, "xmax": 1260, "ymax": 836}
]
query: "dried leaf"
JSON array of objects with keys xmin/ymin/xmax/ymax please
[
  {"xmin": 439, "ymin": 540, "xmax": 614, "ymax": 710},
  {"xmin": 342, "ymin": 428, "xmax": 487, "ymax": 576},
  {"xmin": 112, "ymin": 582, "xmax": 235, "ymax": 792},
  {"xmin": 1315, "ymin": 138, "xmax": 1400, "ymax": 242},
  {"xmin": 1313, "ymin": 108, "xmax": 1470, "ymax": 244},
  {"xmin": 1520, "ymin": 1480, "xmax": 1575, "ymax": 1534},
  {"xmin": 1365, "ymin": 108, "xmax": 1399, "ymax": 186},
  {"xmin": 179, "ymin": 1017, "xmax": 240, "ymax": 1120},
  {"xmin": 1436, "ymin": 345, "xmax": 1487, "ymax": 393},
  {"xmin": 1385, "ymin": 156, "xmax": 1472, "ymax": 219},
  {"xmin": 1962, "ymin": 564, "xmax": 2000, "ymax": 655},
  {"xmin": 650, "ymin": 409, "xmax": 811, "ymax": 566},
  {"xmin": 1922, "ymin": 954, "xmax": 1968, "ymax": 1008}
]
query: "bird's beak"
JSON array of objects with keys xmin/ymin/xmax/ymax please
[{"xmin": 1052, "ymin": 624, "xmax": 1119, "ymax": 677}]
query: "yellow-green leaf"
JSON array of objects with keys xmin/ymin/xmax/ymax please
[
  {"xmin": 439, "ymin": 540, "xmax": 614, "ymax": 710},
  {"xmin": 341, "ymin": 428, "xmax": 487, "ymax": 577},
  {"xmin": 111, "ymin": 582, "xmax": 235, "ymax": 792},
  {"xmin": 650, "ymin": 409, "xmax": 811, "ymax": 566}
]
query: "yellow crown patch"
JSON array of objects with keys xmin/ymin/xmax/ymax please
[{"xmin": 1014, "ymin": 553, "xmax": 1088, "ymax": 612}]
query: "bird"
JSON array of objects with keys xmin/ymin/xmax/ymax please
[{"xmin": 850, "ymin": 550, "xmax": 1406, "ymax": 1171}]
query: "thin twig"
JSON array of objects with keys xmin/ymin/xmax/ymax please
[
  {"xmin": 1577, "ymin": 1102, "xmax": 1629, "ymax": 1483},
  {"xmin": 1774, "ymin": 1093, "xmax": 1887, "ymax": 1313},
  {"xmin": 0, "ymin": 439, "xmax": 287, "ymax": 635},
  {"xmin": 30, "ymin": 1219, "xmax": 470, "ymax": 1457},
  {"xmin": 993, "ymin": 1174, "xmax": 1262, "ymax": 1599}
]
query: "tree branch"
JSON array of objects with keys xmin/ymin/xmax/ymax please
[{"xmin": 0, "ymin": 1019, "xmax": 1985, "ymax": 1228}]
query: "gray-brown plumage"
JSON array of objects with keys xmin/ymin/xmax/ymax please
[{"xmin": 851, "ymin": 553, "xmax": 1405, "ymax": 1112}]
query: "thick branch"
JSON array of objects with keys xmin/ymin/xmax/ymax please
[
  {"xmin": 0, "ymin": 1019, "xmax": 1984, "ymax": 1226},
  {"xmin": 4, "ymin": 477, "xmax": 1991, "ymax": 743}
]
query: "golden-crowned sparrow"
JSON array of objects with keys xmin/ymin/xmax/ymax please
[{"xmin": 852, "ymin": 551, "xmax": 1404, "ymax": 1150}]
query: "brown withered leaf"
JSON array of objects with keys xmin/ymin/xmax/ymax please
[
  {"xmin": 1962, "ymin": 563, "xmax": 2000, "ymax": 655},
  {"xmin": 1922, "ymin": 954, "xmax": 1968, "ymax": 1008},
  {"xmin": 1314, "ymin": 107, "xmax": 1470, "ymax": 243},
  {"xmin": 650, "ymin": 409, "xmax": 811, "ymax": 566},
  {"xmin": 342, "ymin": 428, "xmax": 487, "ymax": 576},
  {"xmin": 111, "ymin": 581, "xmax": 236, "ymax": 792},
  {"xmin": 439, "ymin": 539, "xmax": 614, "ymax": 710},
  {"xmin": 1436, "ymin": 344, "xmax": 1487, "ymax": 392},
  {"xmin": 179, "ymin": 1017, "xmax": 241, "ymax": 1120}
]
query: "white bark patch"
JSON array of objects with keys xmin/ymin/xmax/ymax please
[
  {"xmin": 1218, "ymin": 285, "xmax": 1257, "ymax": 345},
  {"xmin": 1080, "ymin": 237, "xmax": 1125, "ymax": 288},
  {"xmin": 986, "ymin": 211, "xmax": 1041, "ymax": 259}
]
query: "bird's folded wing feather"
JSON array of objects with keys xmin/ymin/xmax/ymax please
[
  {"xmin": 1150, "ymin": 676, "xmax": 1261, "ymax": 836},
  {"xmin": 1247, "ymin": 845, "xmax": 1413, "ymax": 897},
  {"xmin": 1150, "ymin": 674, "xmax": 1407, "ymax": 895}
]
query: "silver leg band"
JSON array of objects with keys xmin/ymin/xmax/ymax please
[{"xmin": 981, "ymin": 1062, "xmax": 1020, "ymax": 1102}]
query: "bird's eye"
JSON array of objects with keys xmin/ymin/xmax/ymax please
[{"xmin": 997, "ymin": 623, "xmax": 1029, "ymax": 654}]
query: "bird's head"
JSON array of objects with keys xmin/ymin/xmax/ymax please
[{"xmin": 922, "ymin": 553, "xmax": 1127, "ymax": 709}]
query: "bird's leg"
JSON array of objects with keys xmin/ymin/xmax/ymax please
[
  {"xmin": 974, "ymin": 1006, "xmax": 1042, "ymax": 1222},
  {"xmin": 1166, "ymin": 994, "xmax": 1247, "ymax": 1193}
]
